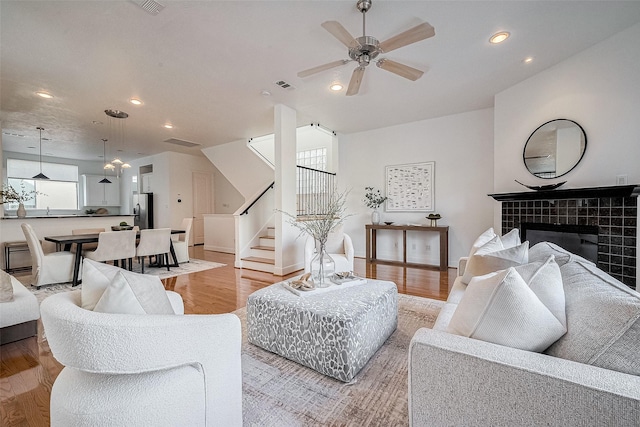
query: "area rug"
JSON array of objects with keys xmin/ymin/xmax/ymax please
[
  {"xmin": 15, "ymin": 258, "xmax": 225, "ymax": 304},
  {"xmin": 240, "ymin": 293, "xmax": 444, "ymax": 426}
]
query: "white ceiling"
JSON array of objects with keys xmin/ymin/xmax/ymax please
[{"xmin": 2, "ymin": 1, "xmax": 640, "ymax": 162}]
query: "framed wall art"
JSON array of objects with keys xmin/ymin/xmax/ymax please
[{"xmin": 385, "ymin": 161, "xmax": 435, "ymax": 212}]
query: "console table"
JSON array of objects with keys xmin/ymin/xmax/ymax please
[{"xmin": 365, "ymin": 224, "xmax": 449, "ymax": 271}]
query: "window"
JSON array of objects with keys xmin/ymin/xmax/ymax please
[
  {"xmin": 297, "ymin": 148, "xmax": 327, "ymax": 171},
  {"xmin": 6, "ymin": 159, "xmax": 79, "ymax": 210}
]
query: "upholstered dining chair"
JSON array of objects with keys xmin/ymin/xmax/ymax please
[
  {"xmin": 304, "ymin": 228, "xmax": 355, "ymax": 274},
  {"xmin": 136, "ymin": 228, "xmax": 172, "ymax": 273},
  {"xmin": 71, "ymin": 228, "xmax": 105, "ymax": 253},
  {"xmin": 21, "ymin": 223, "xmax": 75, "ymax": 289},
  {"xmin": 172, "ymin": 217, "xmax": 193, "ymax": 264},
  {"xmin": 40, "ymin": 290, "xmax": 243, "ymax": 426},
  {"xmin": 83, "ymin": 230, "xmax": 137, "ymax": 270}
]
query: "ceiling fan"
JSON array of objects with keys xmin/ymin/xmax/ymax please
[{"xmin": 298, "ymin": 0, "xmax": 435, "ymax": 96}]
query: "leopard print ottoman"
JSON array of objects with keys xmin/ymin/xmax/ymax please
[{"xmin": 247, "ymin": 279, "xmax": 398, "ymax": 382}]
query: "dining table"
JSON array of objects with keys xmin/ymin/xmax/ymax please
[{"xmin": 44, "ymin": 229, "xmax": 185, "ymax": 286}]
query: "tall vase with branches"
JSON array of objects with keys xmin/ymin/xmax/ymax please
[
  {"xmin": 1, "ymin": 183, "xmax": 41, "ymax": 218},
  {"xmin": 281, "ymin": 189, "xmax": 349, "ymax": 287}
]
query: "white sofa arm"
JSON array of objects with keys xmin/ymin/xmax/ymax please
[
  {"xmin": 457, "ymin": 257, "xmax": 468, "ymax": 277},
  {"xmin": 409, "ymin": 328, "xmax": 640, "ymax": 426}
]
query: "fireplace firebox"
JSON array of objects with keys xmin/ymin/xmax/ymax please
[{"xmin": 521, "ymin": 223, "xmax": 598, "ymax": 264}]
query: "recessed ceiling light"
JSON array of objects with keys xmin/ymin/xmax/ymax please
[
  {"xmin": 330, "ymin": 83, "xmax": 343, "ymax": 91},
  {"xmin": 260, "ymin": 90, "xmax": 272, "ymax": 97},
  {"xmin": 489, "ymin": 32, "xmax": 510, "ymax": 44},
  {"xmin": 36, "ymin": 91, "xmax": 53, "ymax": 99},
  {"xmin": 163, "ymin": 123, "xmax": 174, "ymax": 129},
  {"xmin": 523, "ymin": 56, "xmax": 534, "ymax": 64},
  {"xmin": 129, "ymin": 98, "xmax": 143, "ymax": 105}
]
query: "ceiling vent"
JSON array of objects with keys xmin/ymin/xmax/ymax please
[
  {"xmin": 132, "ymin": 0, "xmax": 165, "ymax": 16},
  {"xmin": 164, "ymin": 138, "xmax": 201, "ymax": 148},
  {"xmin": 275, "ymin": 80, "xmax": 296, "ymax": 90}
]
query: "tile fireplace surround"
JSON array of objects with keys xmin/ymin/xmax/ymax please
[{"xmin": 490, "ymin": 185, "xmax": 639, "ymax": 290}]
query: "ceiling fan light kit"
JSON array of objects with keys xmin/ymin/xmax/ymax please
[{"xmin": 298, "ymin": 0, "xmax": 435, "ymax": 96}]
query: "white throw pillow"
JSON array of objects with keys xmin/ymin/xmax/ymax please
[
  {"xmin": 93, "ymin": 270, "xmax": 174, "ymax": 314},
  {"xmin": 447, "ymin": 267, "xmax": 567, "ymax": 352},
  {"xmin": 514, "ymin": 255, "xmax": 566, "ymax": 328},
  {"xmin": 81, "ymin": 259, "xmax": 124, "ymax": 310},
  {"xmin": 461, "ymin": 237, "xmax": 529, "ymax": 285},
  {"xmin": 468, "ymin": 227, "xmax": 497, "ymax": 258},
  {"xmin": 0, "ymin": 270, "xmax": 14, "ymax": 303},
  {"xmin": 500, "ymin": 228, "xmax": 521, "ymax": 249}
]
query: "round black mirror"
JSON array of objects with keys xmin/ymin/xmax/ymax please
[{"xmin": 523, "ymin": 119, "xmax": 587, "ymax": 179}]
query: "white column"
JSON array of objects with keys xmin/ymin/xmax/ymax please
[{"xmin": 274, "ymin": 104, "xmax": 304, "ymax": 275}]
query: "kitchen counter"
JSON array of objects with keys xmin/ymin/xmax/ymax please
[{"xmin": 1, "ymin": 214, "xmax": 133, "ymax": 220}]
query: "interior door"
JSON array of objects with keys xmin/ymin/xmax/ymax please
[{"xmin": 192, "ymin": 172, "xmax": 213, "ymax": 245}]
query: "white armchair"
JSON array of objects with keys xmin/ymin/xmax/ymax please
[
  {"xmin": 40, "ymin": 290, "xmax": 243, "ymax": 427},
  {"xmin": 172, "ymin": 217, "xmax": 193, "ymax": 263},
  {"xmin": 21, "ymin": 223, "xmax": 74, "ymax": 289},
  {"xmin": 304, "ymin": 230, "xmax": 355, "ymax": 273}
]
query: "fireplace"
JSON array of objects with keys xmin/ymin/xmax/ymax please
[
  {"xmin": 521, "ymin": 223, "xmax": 598, "ymax": 264},
  {"xmin": 490, "ymin": 185, "xmax": 639, "ymax": 290}
]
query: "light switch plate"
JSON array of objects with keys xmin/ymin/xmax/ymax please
[{"xmin": 616, "ymin": 175, "xmax": 628, "ymax": 185}]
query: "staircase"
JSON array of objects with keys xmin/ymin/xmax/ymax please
[{"xmin": 241, "ymin": 227, "xmax": 275, "ymax": 273}]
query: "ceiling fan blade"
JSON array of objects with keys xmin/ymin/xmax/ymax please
[
  {"xmin": 376, "ymin": 59, "xmax": 424, "ymax": 81},
  {"xmin": 346, "ymin": 66, "xmax": 365, "ymax": 96},
  {"xmin": 379, "ymin": 22, "xmax": 435, "ymax": 53},
  {"xmin": 297, "ymin": 59, "xmax": 350, "ymax": 78},
  {"xmin": 321, "ymin": 21, "xmax": 359, "ymax": 48}
]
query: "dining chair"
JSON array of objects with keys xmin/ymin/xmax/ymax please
[
  {"xmin": 172, "ymin": 218, "xmax": 193, "ymax": 264},
  {"xmin": 83, "ymin": 230, "xmax": 137, "ymax": 270},
  {"xmin": 21, "ymin": 223, "xmax": 75, "ymax": 289},
  {"xmin": 136, "ymin": 228, "xmax": 172, "ymax": 273},
  {"xmin": 71, "ymin": 228, "xmax": 105, "ymax": 253}
]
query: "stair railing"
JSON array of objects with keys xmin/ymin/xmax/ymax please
[{"xmin": 296, "ymin": 165, "xmax": 337, "ymax": 217}]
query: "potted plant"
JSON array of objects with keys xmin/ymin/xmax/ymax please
[
  {"xmin": 363, "ymin": 186, "xmax": 387, "ymax": 224},
  {"xmin": 1, "ymin": 183, "xmax": 40, "ymax": 218}
]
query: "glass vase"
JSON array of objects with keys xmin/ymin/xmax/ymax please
[
  {"xmin": 371, "ymin": 209, "xmax": 380, "ymax": 225},
  {"xmin": 310, "ymin": 242, "xmax": 335, "ymax": 288}
]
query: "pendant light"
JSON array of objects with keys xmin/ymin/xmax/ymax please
[
  {"xmin": 105, "ymin": 109, "xmax": 131, "ymax": 177},
  {"xmin": 99, "ymin": 139, "xmax": 112, "ymax": 184},
  {"xmin": 32, "ymin": 126, "xmax": 49, "ymax": 179}
]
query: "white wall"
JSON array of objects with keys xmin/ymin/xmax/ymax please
[
  {"xmin": 340, "ymin": 108, "xmax": 495, "ymax": 267},
  {"xmin": 121, "ymin": 151, "xmax": 217, "ymax": 229},
  {"xmin": 201, "ymin": 138, "xmax": 274, "ymax": 200},
  {"xmin": 494, "ymin": 22, "xmax": 640, "ymax": 198}
]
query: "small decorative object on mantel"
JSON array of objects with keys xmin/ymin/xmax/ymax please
[
  {"xmin": 364, "ymin": 186, "xmax": 388, "ymax": 225},
  {"xmin": 515, "ymin": 179, "xmax": 567, "ymax": 191},
  {"xmin": 427, "ymin": 213, "xmax": 441, "ymax": 227}
]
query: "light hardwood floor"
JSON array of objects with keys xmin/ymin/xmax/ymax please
[{"xmin": 0, "ymin": 247, "xmax": 456, "ymax": 426}]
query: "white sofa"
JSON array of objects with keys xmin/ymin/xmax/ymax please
[
  {"xmin": 0, "ymin": 275, "xmax": 40, "ymax": 345},
  {"xmin": 409, "ymin": 242, "xmax": 640, "ymax": 426}
]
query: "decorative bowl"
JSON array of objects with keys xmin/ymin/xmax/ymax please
[
  {"xmin": 384, "ymin": 221, "xmax": 394, "ymax": 225},
  {"xmin": 111, "ymin": 225, "xmax": 134, "ymax": 231}
]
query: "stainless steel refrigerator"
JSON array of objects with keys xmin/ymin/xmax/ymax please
[{"xmin": 133, "ymin": 193, "xmax": 154, "ymax": 229}]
